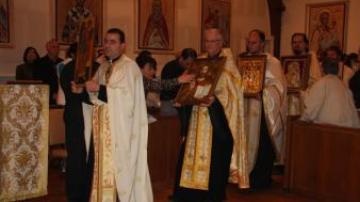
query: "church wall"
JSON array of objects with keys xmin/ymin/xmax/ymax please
[
  {"xmin": 0, "ymin": 0, "xmax": 270, "ymax": 78},
  {"xmin": 281, "ymin": 0, "xmax": 360, "ymax": 56},
  {"xmin": 0, "ymin": 0, "xmax": 52, "ymax": 78}
]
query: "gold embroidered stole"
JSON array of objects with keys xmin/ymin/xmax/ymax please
[
  {"xmin": 179, "ymin": 49, "xmax": 248, "ymax": 190},
  {"xmin": 90, "ymin": 105, "xmax": 117, "ymax": 202},
  {"xmin": 180, "ymin": 106, "xmax": 213, "ymax": 190}
]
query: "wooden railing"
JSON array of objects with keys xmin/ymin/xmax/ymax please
[{"xmin": 284, "ymin": 119, "xmax": 360, "ymax": 201}]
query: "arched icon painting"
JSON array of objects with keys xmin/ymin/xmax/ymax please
[{"xmin": 138, "ymin": 0, "xmax": 175, "ymax": 51}]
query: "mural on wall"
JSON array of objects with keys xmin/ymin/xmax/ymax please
[
  {"xmin": 0, "ymin": 0, "xmax": 12, "ymax": 47},
  {"xmin": 306, "ymin": 2, "xmax": 347, "ymax": 57},
  {"xmin": 201, "ymin": 0, "xmax": 230, "ymax": 52},
  {"xmin": 138, "ymin": 0, "xmax": 174, "ymax": 51},
  {"xmin": 56, "ymin": 0, "xmax": 102, "ymax": 46}
]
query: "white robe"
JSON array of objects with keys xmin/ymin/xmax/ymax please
[
  {"xmin": 301, "ymin": 74, "xmax": 360, "ymax": 128},
  {"xmin": 245, "ymin": 53, "xmax": 287, "ymax": 170},
  {"xmin": 84, "ymin": 55, "xmax": 153, "ymax": 202}
]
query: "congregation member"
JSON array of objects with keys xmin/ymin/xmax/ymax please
[
  {"xmin": 138, "ymin": 55, "xmax": 160, "ymax": 107},
  {"xmin": 161, "ymin": 48, "xmax": 197, "ymax": 99},
  {"xmin": 84, "ymin": 28, "xmax": 153, "ymax": 202},
  {"xmin": 16, "ymin": 46, "xmax": 40, "ymax": 80},
  {"xmin": 135, "ymin": 50, "xmax": 152, "ymax": 66},
  {"xmin": 136, "ymin": 55, "xmax": 194, "ymax": 108},
  {"xmin": 161, "ymin": 48, "xmax": 198, "ymax": 115},
  {"xmin": 60, "ymin": 43, "xmax": 98, "ymax": 202},
  {"xmin": 230, "ymin": 29, "xmax": 287, "ymax": 190},
  {"xmin": 301, "ymin": 58, "xmax": 360, "ymax": 128},
  {"xmin": 324, "ymin": 46, "xmax": 355, "ymax": 87},
  {"xmin": 161, "ymin": 48, "xmax": 198, "ymax": 139},
  {"xmin": 287, "ymin": 33, "xmax": 322, "ymax": 116},
  {"xmin": 170, "ymin": 28, "xmax": 246, "ymax": 202},
  {"xmin": 33, "ymin": 39, "xmax": 63, "ymax": 105}
]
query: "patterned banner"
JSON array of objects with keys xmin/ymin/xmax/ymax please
[{"xmin": 0, "ymin": 84, "xmax": 49, "ymax": 201}]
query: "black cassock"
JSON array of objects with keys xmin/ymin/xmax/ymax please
[
  {"xmin": 172, "ymin": 98, "xmax": 233, "ymax": 202},
  {"xmin": 60, "ymin": 61, "xmax": 98, "ymax": 202}
]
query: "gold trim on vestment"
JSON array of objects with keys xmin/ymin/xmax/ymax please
[
  {"xmin": 180, "ymin": 48, "xmax": 249, "ymax": 189},
  {"xmin": 180, "ymin": 106, "xmax": 213, "ymax": 190},
  {"xmin": 90, "ymin": 106, "xmax": 117, "ymax": 202}
]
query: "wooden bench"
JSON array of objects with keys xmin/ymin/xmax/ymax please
[
  {"xmin": 284, "ymin": 120, "xmax": 360, "ymax": 201},
  {"xmin": 147, "ymin": 113, "xmax": 181, "ymax": 185},
  {"xmin": 48, "ymin": 107, "xmax": 67, "ymax": 159}
]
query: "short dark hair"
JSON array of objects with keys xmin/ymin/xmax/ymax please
[
  {"xmin": 291, "ymin": 33, "xmax": 309, "ymax": 45},
  {"xmin": 138, "ymin": 50, "xmax": 152, "ymax": 59},
  {"xmin": 250, "ymin": 29, "xmax": 265, "ymax": 43},
  {"xmin": 322, "ymin": 58, "xmax": 339, "ymax": 75},
  {"xmin": 138, "ymin": 56, "xmax": 157, "ymax": 71},
  {"xmin": 107, "ymin": 28, "xmax": 125, "ymax": 43},
  {"xmin": 136, "ymin": 50, "xmax": 152, "ymax": 65},
  {"xmin": 180, "ymin": 48, "xmax": 197, "ymax": 60},
  {"xmin": 23, "ymin": 46, "xmax": 40, "ymax": 63},
  {"xmin": 136, "ymin": 50, "xmax": 152, "ymax": 67},
  {"xmin": 291, "ymin": 33, "xmax": 309, "ymax": 53}
]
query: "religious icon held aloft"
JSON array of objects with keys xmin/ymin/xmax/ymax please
[
  {"xmin": 281, "ymin": 55, "xmax": 311, "ymax": 93},
  {"xmin": 237, "ymin": 55, "xmax": 266, "ymax": 97},
  {"xmin": 175, "ymin": 57, "xmax": 226, "ymax": 105},
  {"xmin": 74, "ymin": 17, "xmax": 95, "ymax": 84}
]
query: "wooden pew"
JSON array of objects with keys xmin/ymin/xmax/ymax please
[
  {"xmin": 147, "ymin": 113, "xmax": 181, "ymax": 185},
  {"xmin": 49, "ymin": 107, "xmax": 65, "ymax": 145},
  {"xmin": 284, "ymin": 120, "xmax": 360, "ymax": 201},
  {"xmin": 48, "ymin": 107, "xmax": 67, "ymax": 159}
]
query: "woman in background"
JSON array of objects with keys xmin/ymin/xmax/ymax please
[{"xmin": 16, "ymin": 46, "xmax": 40, "ymax": 80}]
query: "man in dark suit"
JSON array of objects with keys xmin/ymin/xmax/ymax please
[
  {"xmin": 34, "ymin": 39, "xmax": 63, "ymax": 105},
  {"xmin": 60, "ymin": 43, "xmax": 98, "ymax": 202}
]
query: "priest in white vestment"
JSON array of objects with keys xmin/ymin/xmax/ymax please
[
  {"xmin": 171, "ymin": 28, "xmax": 247, "ymax": 202},
  {"xmin": 230, "ymin": 29, "xmax": 287, "ymax": 189},
  {"xmin": 84, "ymin": 28, "xmax": 153, "ymax": 202},
  {"xmin": 301, "ymin": 58, "xmax": 360, "ymax": 128},
  {"xmin": 287, "ymin": 33, "xmax": 322, "ymax": 116}
]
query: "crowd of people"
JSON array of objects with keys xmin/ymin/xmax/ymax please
[{"xmin": 14, "ymin": 27, "xmax": 360, "ymax": 202}]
